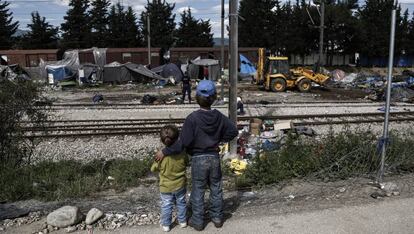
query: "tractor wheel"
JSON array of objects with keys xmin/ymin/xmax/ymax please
[
  {"xmin": 298, "ymin": 79, "xmax": 311, "ymax": 92},
  {"xmin": 270, "ymin": 78, "xmax": 287, "ymax": 92}
]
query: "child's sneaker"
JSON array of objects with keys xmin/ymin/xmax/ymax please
[
  {"xmin": 162, "ymin": 225, "xmax": 170, "ymax": 232},
  {"xmin": 179, "ymin": 222, "xmax": 187, "ymax": 228}
]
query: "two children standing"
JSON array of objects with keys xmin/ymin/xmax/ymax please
[{"xmin": 151, "ymin": 80, "xmax": 238, "ymax": 232}]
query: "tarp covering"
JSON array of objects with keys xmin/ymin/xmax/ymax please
[
  {"xmin": 151, "ymin": 64, "xmax": 165, "ymax": 74},
  {"xmin": 191, "ymin": 58, "xmax": 219, "ymax": 66},
  {"xmin": 160, "ymin": 63, "xmax": 183, "ymax": 83},
  {"xmin": 79, "ymin": 63, "xmax": 100, "ymax": 83},
  {"xmin": 331, "ymin": 69, "xmax": 346, "ymax": 82},
  {"xmin": 46, "ymin": 65, "xmax": 75, "ymax": 84},
  {"xmin": 0, "ymin": 64, "xmax": 30, "ymax": 81},
  {"xmin": 124, "ymin": 62, "xmax": 164, "ymax": 80},
  {"xmin": 239, "ymin": 54, "xmax": 256, "ymax": 75},
  {"xmin": 40, "ymin": 48, "xmax": 107, "ymax": 82},
  {"xmin": 188, "ymin": 57, "xmax": 220, "ymax": 81},
  {"xmin": 103, "ymin": 62, "xmax": 165, "ymax": 83}
]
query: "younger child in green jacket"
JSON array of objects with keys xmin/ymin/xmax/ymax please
[{"xmin": 151, "ymin": 125, "xmax": 188, "ymax": 232}]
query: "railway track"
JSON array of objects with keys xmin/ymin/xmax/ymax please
[
  {"xmin": 23, "ymin": 111, "xmax": 414, "ymax": 138},
  {"xmin": 36, "ymin": 101, "xmax": 414, "ymax": 111}
]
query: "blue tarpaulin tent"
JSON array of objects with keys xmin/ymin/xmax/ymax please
[
  {"xmin": 239, "ymin": 54, "xmax": 256, "ymax": 75},
  {"xmin": 46, "ymin": 65, "xmax": 75, "ymax": 84}
]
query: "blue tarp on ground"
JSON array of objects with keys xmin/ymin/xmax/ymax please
[{"xmin": 239, "ymin": 54, "xmax": 256, "ymax": 75}]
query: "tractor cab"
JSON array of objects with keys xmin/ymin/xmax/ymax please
[{"xmin": 264, "ymin": 56, "xmax": 290, "ymax": 76}]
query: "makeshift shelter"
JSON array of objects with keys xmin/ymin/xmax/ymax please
[
  {"xmin": 79, "ymin": 63, "xmax": 100, "ymax": 84},
  {"xmin": 103, "ymin": 62, "xmax": 165, "ymax": 84},
  {"xmin": 188, "ymin": 57, "xmax": 220, "ymax": 81},
  {"xmin": 1, "ymin": 64, "xmax": 31, "ymax": 81},
  {"xmin": 239, "ymin": 54, "xmax": 256, "ymax": 75},
  {"xmin": 161, "ymin": 63, "xmax": 183, "ymax": 82},
  {"xmin": 46, "ymin": 65, "xmax": 76, "ymax": 84}
]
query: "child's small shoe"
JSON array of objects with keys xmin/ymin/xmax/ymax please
[
  {"xmin": 162, "ymin": 225, "xmax": 170, "ymax": 232},
  {"xmin": 179, "ymin": 222, "xmax": 187, "ymax": 228}
]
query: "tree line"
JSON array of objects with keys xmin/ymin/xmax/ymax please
[
  {"xmin": 0, "ymin": 0, "xmax": 214, "ymax": 50},
  {"xmin": 239, "ymin": 0, "xmax": 414, "ymax": 61},
  {"xmin": 1, "ymin": 0, "xmax": 413, "ymax": 60}
]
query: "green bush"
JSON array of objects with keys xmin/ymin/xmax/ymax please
[
  {"xmin": 0, "ymin": 79, "xmax": 50, "ymax": 167},
  {"xmin": 241, "ymin": 129, "xmax": 414, "ymax": 187}
]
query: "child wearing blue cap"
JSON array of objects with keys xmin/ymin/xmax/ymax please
[{"xmin": 155, "ymin": 80, "xmax": 238, "ymax": 231}]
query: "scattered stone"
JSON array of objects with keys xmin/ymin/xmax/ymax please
[
  {"xmin": 370, "ymin": 192, "xmax": 385, "ymax": 199},
  {"xmin": 85, "ymin": 208, "xmax": 104, "ymax": 225},
  {"xmin": 47, "ymin": 206, "xmax": 84, "ymax": 228},
  {"xmin": 339, "ymin": 187, "xmax": 346, "ymax": 193},
  {"xmin": 380, "ymin": 182, "xmax": 399, "ymax": 193},
  {"xmin": 286, "ymin": 194, "xmax": 295, "ymax": 200},
  {"xmin": 65, "ymin": 226, "xmax": 77, "ymax": 233},
  {"xmin": 42, "ymin": 228, "xmax": 49, "ymax": 234},
  {"xmin": 393, "ymin": 191, "xmax": 400, "ymax": 196},
  {"xmin": 47, "ymin": 225, "xmax": 54, "ymax": 232}
]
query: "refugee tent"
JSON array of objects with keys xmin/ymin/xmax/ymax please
[
  {"xmin": 1, "ymin": 64, "xmax": 30, "ymax": 81},
  {"xmin": 151, "ymin": 64, "xmax": 165, "ymax": 74},
  {"xmin": 188, "ymin": 57, "xmax": 220, "ymax": 81},
  {"xmin": 40, "ymin": 50, "xmax": 80, "ymax": 84},
  {"xmin": 103, "ymin": 62, "xmax": 165, "ymax": 84},
  {"xmin": 160, "ymin": 63, "xmax": 183, "ymax": 83},
  {"xmin": 46, "ymin": 65, "xmax": 75, "ymax": 84},
  {"xmin": 79, "ymin": 63, "xmax": 100, "ymax": 84},
  {"xmin": 239, "ymin": 54, "xmax": 256, "ymax": 75}
]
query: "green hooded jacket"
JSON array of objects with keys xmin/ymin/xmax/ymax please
[{"xmin": 151, "ymin": 153, "xmax": 188, "ymax": 193}]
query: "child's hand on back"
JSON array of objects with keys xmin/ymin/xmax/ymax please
[{"xmin": 155, "ymin": 150, "xmax": 165, "ymax": 162}]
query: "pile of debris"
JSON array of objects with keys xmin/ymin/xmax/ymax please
[
  {"xmin": 227, "ymin": 119, "xmax": 316, "ymax": 175},
  {"xmin": 0, "ymin": 64, "xmax": 31, "ymax": 81},
  {"xmin": 140, "ymin": 92, "xmax": 182, "ymax": 105},
  {"xmin": 329, "ymin": 69, "xmax": 414, "ymax": 102}
]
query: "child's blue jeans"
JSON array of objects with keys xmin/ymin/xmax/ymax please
[
  {"xmin": 160, "ymin": 187, "xmax": 187, "ymax": 226},
  {"xmin": 189, "ymin": 154, "xmax": 223, "ymax": 228}
]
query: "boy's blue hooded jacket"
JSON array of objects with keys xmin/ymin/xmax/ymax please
[{"xmin": 162, "ymin": 109, "xmax": 238, "ymax": 156}]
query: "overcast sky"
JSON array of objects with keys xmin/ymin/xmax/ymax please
[{"xmin": 7, "ymin": 0, "xmax": 414, "ymax": 38}]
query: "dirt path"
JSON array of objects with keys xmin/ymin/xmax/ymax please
[
  {"xmin": 4, "ymin": 174, "xmax": 414, "ymax": 234},
  {"xmin": 108, "ymin": 197, "xmax": 414, "ymax": 234}
]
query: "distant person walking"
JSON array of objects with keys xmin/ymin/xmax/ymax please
[{"xmin": 182, "ymin": 71, "xmax": 191, "ymax": 104}]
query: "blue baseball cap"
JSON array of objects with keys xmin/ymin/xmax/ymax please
[{"xmin": 196, "ymin": 80, "xmax": 216, "ymax": 97}]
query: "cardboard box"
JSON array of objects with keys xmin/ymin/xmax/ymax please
[
  {"xmin": 250, "ymin": 122, "xmax": 261, "ymax": 135},
  {"xmin": 274, "ymin": 120, "xmax": 293, "ymax": 131}
]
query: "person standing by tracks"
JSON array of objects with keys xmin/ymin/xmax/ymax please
[{"xmin": 182, "ymin": 71, "xmax": 192, "ymax": 104}]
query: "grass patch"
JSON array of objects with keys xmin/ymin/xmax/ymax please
[
  {"xmin": 0, "ymin": 157, "xmax": 152, "ymax": 202},
  {"xmin": 239, "ymin": 129, "xmax": 414, "ymax": 187}
]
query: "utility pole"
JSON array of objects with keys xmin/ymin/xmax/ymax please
[
  {"xmin": 147, "ymin": 14, "xmax": 151, "ymax": 66},
  {"xmin": 379, "ymin": 0, "xmax": 397, "ymax": 183},
  {"xmin": 318, "ymin": 0, "xmax": 325, "ymax": 69},
  {"xmin": 220, "ymin": 0, "xmax": 225, "ymax": 100},
  {"xmin": 229, "ymin": 0, "xmax": 238, "ymax": 157}
]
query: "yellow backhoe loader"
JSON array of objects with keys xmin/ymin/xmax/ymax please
[{"xmin": 256, "ymin": 48, "xmax": 329, "ymax": 92}]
